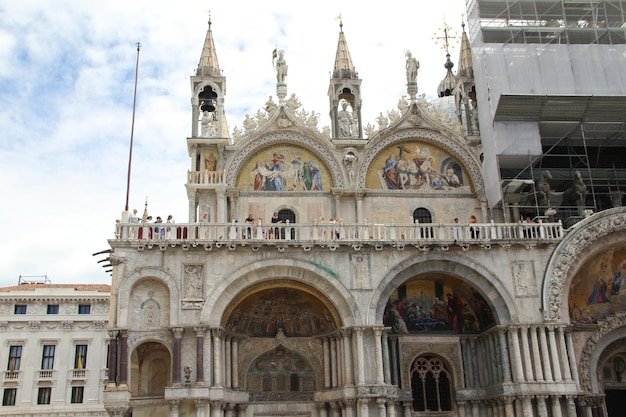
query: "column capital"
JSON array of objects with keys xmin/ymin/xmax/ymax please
[
  {"xmin": 172, "ymin": 327, "xmax": 184, "ymax": 339},
  {"xmin": 194, "ymin": 326, "xmax": 207, "ymax": 337},
  {"xmin": 358, "ymin": 398, "xmax": 370, "ymax": 406},
  {"xmin": 340, "ymin": 328, "xmax": 352, "ymax": 338}
]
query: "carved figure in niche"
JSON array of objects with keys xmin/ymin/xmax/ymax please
[
  {"xmin": 343, "ymin": 152, "xmax": 357, "ymax": 185},
  {"xmin": 337, "ymin": 100, "xmax": 353, "ymax": 138},
  {"xmin": 204, "ymin": 151, "xmax": 217, "ymax": 171},
  {"xmin": 274, "ymin": 50, "xmax": 288, "ymax": 83},
  {"xmin": 562, "ymin": 170, "xmax": 587, "ymax": 211},
  {"xmin": 184, "ymin": 265, "xmax": 203, "ymax": 298},
  {"xmin": 405, "ymin": 50, "xmax": 419, "ymax": 84},
  {"xmin": 200, "ymin": 110, "xmax": 215, "ymax": 137}
]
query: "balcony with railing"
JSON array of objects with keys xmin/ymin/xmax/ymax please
[
  {"xmin": 188, "ymin": 170, "xmax": 224, "ymax": 186},
  {"xmin": 114, "ymin": 220, "xmax": 565, "ymax": 250},
  {"xmin": 69, "ymin": 368, "xmax": 88, "ymax": 381},
  {"xmin": 37, "ymin": 369, "xmax": 55, "ymax": 381},
  {"xmin": 2, "ymin": 370, "xmax": 21, "ymax": 383}
]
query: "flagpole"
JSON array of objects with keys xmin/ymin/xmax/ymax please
[{"xmin": 124, "ymin": 42, "xmax": 141, "ymax": 213}]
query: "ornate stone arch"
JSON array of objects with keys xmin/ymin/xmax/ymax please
[
  {"xmin": 359, "ymin": 128, "xmax": 484, "ymax": 199},
  {"xmin": 369, "ymin": 253, "xmax": 516, "ymax": 326},
  {"xmin": 224, "ymin": 132, "xmax": 343, "ymax": 188},
  {"xmin": 117, "ymin": 266, "xmax": 181, "ymax": 328},
  {"xmin": 579, "ymin": 315, "xmax": 626, "ymax": 393},
  {"xmin": 200, "ymin": 259, "xmax": 360, "ymax": 327},
  {"xmin": 192, "ymin": 80, "xmax": 224, "ymax": 105},
  {"xmin": 542, "ymin": 207, "xmax": 626, "ymax": 322}
]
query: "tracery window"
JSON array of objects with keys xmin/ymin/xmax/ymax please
[{"xmin": 410, "ymin": 355, "xmax": 453, "ymax": 412}]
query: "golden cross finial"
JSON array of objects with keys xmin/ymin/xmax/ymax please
[{"xmin": 432, "ymin": 18, "xmax": 459, "ymax": 54}]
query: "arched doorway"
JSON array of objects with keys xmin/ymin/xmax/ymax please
[
  {"xmin": 130, "ymin": 341, "xmax": 171, "ymax": 398},
  {"xmin": 602, "ymin": 350, "xmax": 626, "ymax": 416},
  {"xmin": 274, "ymin": 208, "xmax": 296, "ymax": 239}
]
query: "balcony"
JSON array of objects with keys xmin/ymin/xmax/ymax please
[
  {"xmin": 69, "ymin": 368, "xmax": 88, "ymax": 381},
  {"xmin": 37, "ymin": 369, "xmax": 55, "ymax": 381},
  {"xmin": 188, "ymin": 170, "xmax": 224, "ymax": 186},
  {"xmin": 114, "ymin": 220, "xmax": 564, "ymax": 250},
  {"xmin": 2, "ymin": 370, "xmax": 20, "ymax": 383}
]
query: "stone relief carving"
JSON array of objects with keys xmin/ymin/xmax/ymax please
[
  {"xmin": 350, "ymin": 253, "xmax": 370, "ymax": 289},
  {"xmin": 184, "ymin": 265, "xmax": 204, "ymax": 299},
  {"xmin": 512, "ymin": 261, "xmax": 537, "ymax": 297}
]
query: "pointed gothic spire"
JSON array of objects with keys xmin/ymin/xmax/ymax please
[
  {"xmin": 196, "ymin": 14, "xmax": 221, "ymax": 77},
  {"xmin": 332, "ymin": 19, "xmax": 357, "ymax": 80},
  {"xmin": 456, "ymin": 22, "xmax": 474, "ymax": 80}
]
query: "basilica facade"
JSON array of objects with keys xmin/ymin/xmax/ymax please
[{"xmin": 103, "ymin": 5, "xmax": 626, "ymax": 417}]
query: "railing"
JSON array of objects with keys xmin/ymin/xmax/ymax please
[
  {"xmin": 69, "ymin": 369, "xmax": 87, "ymax": 380},
  {"xmin": 37, "ymin": 370, "xmax": 55, "ymax": 380},
  {"xmin": 115, "ymin": 221, "xmax": 564, "ymax": 248},
  {"xmin": 188, "ymin": 170, "xmax": 224, "ymax": 185},
  {"xmin": 3, "ymin": 370, "xmax": 20, "ymax": 382}
]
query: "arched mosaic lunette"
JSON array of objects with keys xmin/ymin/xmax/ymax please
[
  {"xmin": 358, "ymin": 128, "xmax": 484, "ymax": 197},
  {"xmin": 542, "ymin": 207, "xmax": 626, "ymax": 322},
  {"xmin": 225, "ymin": 132, "xmax": 343, "ymax": 188}
]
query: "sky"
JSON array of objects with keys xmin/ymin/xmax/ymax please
[{"xmin": 0, "ymin": 0, "xmax": 467, "ymax": 288}]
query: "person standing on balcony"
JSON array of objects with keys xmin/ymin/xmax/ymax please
[
  {"xmin": 245, "ymin": 213, "xmax": 255, "ymax": 239},
  {"xmin": 469, "ymin": 215, "xmax": 479, "ymax": 239},
  {"xmin": 453, "ymin": 218, "xmax": 462, "ymax": 242}
]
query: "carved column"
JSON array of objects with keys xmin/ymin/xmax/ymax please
[
  {"xmin": 231, "ymin": 337, "xmax": 239, "ymax": 388},
  {"xmin": 565, "ymin": 396, "xmax": 577, "ymax": 417},
  {"xmin": 226, "ymin": 189, "xmax": 239, "ymax": 219},
  {"xmin": 508, "ymin": 327, "xmax": 524, "ymax": 383},
  {"xmin": 330, "ymin": 337, "xmax": 338, "ymax": 387},
  {"xmin": 536, "ymin": 395, "xmax": 548, "ymax": 417},
  {"xmin": 402, "ymin": 402, "xmax": 412, "ymax": 417},
  {"xmin": 216, "ymin": 185, "xmax": 227, "ymax": 223},
  {"xmin": 224, "ymin": 403, "xmax": 235, "ymax": 417},
  {"xmin": 503, "ymin": 397, "xmax": 514, "ymax": 417},
  {"xmin": 374, "ymin": 327, "xmax": 385, "ymax": 384},
  {"xmin": 336, "ymin": 335, "xmax": 344, "ymax": 385},
  {"xmin": 225, "ymin": 336, "xmax": 232, "ymax": 388},
  {"xmin": 195, "ymin": 400, "xmax": 207, "ymax": 417},
  {"xmin": 212, "ymin": 329, "xmax": 223, "ymax": 387},
  {"xmin": 521, "ymin": 396, "xmax": 533, "ymax": 417},
  {"xmin": 355, "ymin": 191, "xmax": 365, "ymax": 224},
  {"xmin": 170, "ymin": 400, "xmax": 180, "ymax": 417},
  {"xmin": 345, "ymin": 399, "xmax": 356, "ymax": 417},
  {"xmin": 107, "ymin": 330, "xmax": 118, "ymax": 388},
  {"xmin": 538, "ymin": 326, "xmax": 554, "ymax": 382},
  {"xmin": 331, "ymin": 189, "xmax": 343, "ymax": 220},
  {"xmin": 547, "ymin": 326, "xmax": 562, "ymax": 381},
  {"xmin": 386, "ymin": 399, "xmax": 396, "ymax": 417},
  {"xmin": 389, "ymin": 336, "xmax": 399, "ymax": 386},
  {"xmin": 323, "ymin": 337, "xmax": 331, "ymax": 388},
  {"xmin": 238, "ymin": 404, "xmax": 247, "ymax": 417},
  {"xmin": 119, "ymin": 330, "xmax": 129, "ymax": 388},
  {"xmin": 330, "ymin": 401, "xmax": 341, "ymax": 417},
  {"xmin": 565, "ymin": 329, "xmax": 580, "ymax": 386},
  {"xmin": 319, "ymin": 402, "xmax": 328, "ymax": 417},
  {"xmin": 456, "ymin": 400, "xmax": 467, "ymax": 417},
  {"xmin": 497, "ymin": 328, "xmax": 512, "ymax": 383},
  {"xmin": 530, "ymin": 326, "xmax": 544, "ymax": 382},
  {"xmin": 471, "ymin": 400, "xmax": 480, "ymax": 417},
  {"xmin": 172, "ymin": 327, "xmax": 184, "ymax": 386},
  {"xmin": 557, "ymin": 326, "xmax": 572, "ymax": 381},
  {"xmin": 551, "ymin": 396, "xmax": 563, "ymax": 417},
  {"xmin": 210, "ymin": 401, "xmax": 224, "ymax": 417},
  {"xmin": 519, "ymin": 325, "xmax": 534, "ymax": 381},
  {"xmin": 355, "ymin": 327, "xmax": 366, "ymax": 385},
  {"xmin": 376, "ymin": 398, "xmax": 387, "ymax": 417},
  {"xmin": 195, "ymin": 327, "xmax": 206, "ymax": 386},
  {"xmin": 382, "ymin": 329, "xmax": 391, "ymax": 384},
  {"xmin": 359, "ymin": 398, "xmax": 370, "ymax": 417},
  {"xmin": 342, "ymin": 329, "xmax": 354, "ymax": 385}
]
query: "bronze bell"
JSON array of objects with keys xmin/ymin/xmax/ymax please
[{"xmin": 201, "ymin": 99, "xmax": 216, "ymax": 112}]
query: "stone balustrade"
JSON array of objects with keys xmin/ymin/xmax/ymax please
[
  {"xmin": 114, "ymin": 220, "xmax": 564, "ymax": 249},
  {"xmin": 187, "ymin": 170, "xmax": 224, "ymax": 185}
]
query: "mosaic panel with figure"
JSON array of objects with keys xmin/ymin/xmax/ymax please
[
  {"xmin": 366, "ymin": 141, "xmax": 469, "ymax": 191},
  {"xmin": 384, "ymin": 275, "xmax": 496, "ymax": 334},
  {"xmin": 236, "ymin": 145, "xmax": 331, "ymax": 191},
  {"xmin": 569, "ymin": 246, "xmax": 626, "ymax": 324},
  {"xmin": 224, "ymin": 287, "xmax": 338, "ymax": 337}
]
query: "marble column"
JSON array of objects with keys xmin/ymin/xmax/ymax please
[
  {"xmin": 225, "ymin": 336, "xmax": 232, "ymax": 387},
  {"xmin": 508, "ymin": 327, "xmax": 524, "ymax": 383},
  {"xmin": 565, "ymin": 396, "xmax": 577, "ymax": 417},
  {"xmin": 119, "ymin": 330, "xmax": 129, "ymax": 388},
  {"xmin": 536, "ymin": 395, "xmax": 548, "ymax": 417},
  {"xmin": 551, "ymin": 396, "xmax": 563, "ymax": 417},
  {"xmin": 231, "ymin": 337, "xmax": 239, "ymax": 388},
  {"xmin": 359, "ymin": 398, "xmax": 370, "ymax": 417},
  {"xmin": 538, "ymin": 327, "xmax": 553, "ymax": 382},
  {"xmin": 456, "ymin": 400, "xmax": 467, "ymax": 417},
  {"xmin": 212, "ymin": 329, "xmax": 223, "ymax": 387},
  {"xmin": 497, "ymin": 329, "xmax": 512, "ymax": 383},
  {"xmin": 195, "ymin": 327, "xmax": 206, "ymax": 386},
  {"xmin": 342, "ymin": 329, "xmax": 354, "ymax": 385},
  {"xmin": 107, "ymin": 330, "xmax": 118, "ymax": 388},
  {"xmin": 557, "ymin": 326, "xmax": 572, "ymax": 381},
  {"xmin": 210, "ymin": 401, "xmax": 224, "ymax": 417},
  {"xmin": 195, "ymin": 400, "xmax": 207, "ymax": 417},
  {"xmin": 355, "ymin": 192, "xmax": 365, "ymax": 224},
  {"xmin": 374, "ymin": 327, "xmax": 385, "ymax": 384},
  {"xmin": 318, "ymin": 403, "xmax": 328, "ymax": 417},
  {"xmin": 471, "ymin": 400, "xmax": 480, "ymax": 417},
  {"xmin": 386, "ymin": 399, "xmax": 396, "ymax": 417},
  {"xmin": 237, "ymin": 405, "xmax": 247, "ymax": 417},
  {"xmin": 170, "ymin": 400, "xmax": 180, "ymax": 417},
  {"xmin": 224, "ymin": 403, "xmax": 235, "ymax": 417},
  {"xmin": 172, "ymin": 327, "xmax": 183, "ymax": 386},
  {"xmin": 503, "ymin": 397, "xmax": 514, "ymax": 417},
  {"xmin": 389, "ymin": 337, "xmax": 399, "ymax": 386},
  {"xmin": 521, "ymin": 396, "xmax": 533, "ymax": 417},
  {"xmin": 519, "ymin": 325, "xmax": 534, "ymax": 381},
  {"xmin": 345, "ymin": 399, "xmax": 356, "ymax": 417},
  {"xmin": 323, "ymin": 337, "xmax": 331, "ymax": 388},
  {"xmin": 547, "ymin": 326, "xmax": 562, "ymax": 381},
  {"xmin": 565, "ymin": 330, "xmax": 580, "ymax": 386},
  {"xmin": 530, "ymin": 326, "xmax": 544, "ymax": 382},
  {"xmin": 382, "ymin": 330, "xmax": 391, "ymax": 384},
  {"xmin": 402, "ymin": 402, "xmax": 412, "ymax": 417},
  {"xmin": 355, "ymin": 327, "xmax": 366, "ymax": 385},
  {"xmin": 330, "ymin": 337, "xmax": 338, "ymax": 387},
  {"xmin": 329, "ymin": 402, "xmax": 340, "ymax": 417},
  {"xmin": 376, "ymin": 398, "xmax": 387, "ymax": 417}
]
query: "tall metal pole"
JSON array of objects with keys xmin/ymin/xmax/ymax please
[{"xmin": 124, "ymin": 42, "xmax": 141, "ymax": 212}]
